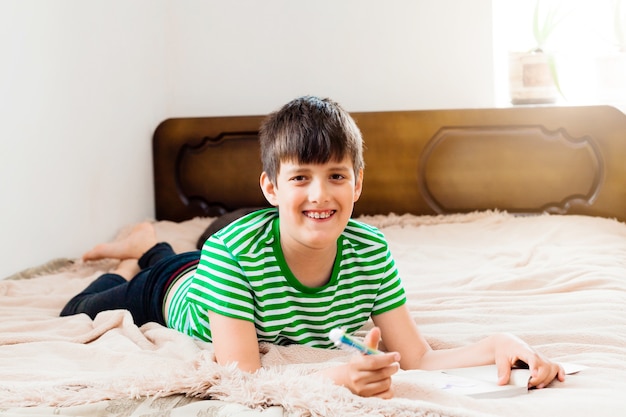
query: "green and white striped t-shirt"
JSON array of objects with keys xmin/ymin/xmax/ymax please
[{"xmin": 166, "ymin": 208, "xmax": 406, "ymax": 348}]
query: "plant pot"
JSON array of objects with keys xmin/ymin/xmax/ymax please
[{"xmin": 508, "ymin": 51, "xmax": 558, "ymax": 105}]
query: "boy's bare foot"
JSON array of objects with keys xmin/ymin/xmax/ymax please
[{"xmin": 83, "ymin": 222, "xmax": 158, "ymax": 262}]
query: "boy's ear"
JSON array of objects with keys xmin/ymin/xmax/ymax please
[
  {"xmin": 260, "ymin": 172, "xmax": 279, "ymax": 206},
  {"xmin": 353, "ymin": 169, "xmax": 364, "ymax": 202}
]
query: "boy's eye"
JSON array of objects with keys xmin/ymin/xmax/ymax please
[
  {"xmin": 330, "ymin": 174, "xmax": 346, "ymax": 180},
  {"xmin": 291, "ymin": 175, "xmax": 307, "ymax": 182}
]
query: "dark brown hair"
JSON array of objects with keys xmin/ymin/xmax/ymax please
[{"xmin": 259, "ymin": 96, "xmax": 364, "ymax": 183}]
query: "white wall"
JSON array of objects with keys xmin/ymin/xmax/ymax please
[
  {"xmin": 0, "ymin": 0, "xmax": 494, "ymax": 278},
  {"xmin": 167, "ymin": 0, "xmax": 495, "ymax": 116},
  {"xmin": 0, "ymin": 1, "xmax": 169, "ymax": 278}
]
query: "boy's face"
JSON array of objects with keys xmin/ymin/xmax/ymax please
[{"xmin": 260, "ymin": 157, "xmax": 363, "ymax": 251}]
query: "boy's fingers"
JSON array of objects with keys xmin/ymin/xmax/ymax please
[
  {"xmin": 496, "ymin": 359, "xmax": 513, "ymax": 385},
  {"xmin": 364, "ymin": 327, "xmax": 382, "ymax": 350}
]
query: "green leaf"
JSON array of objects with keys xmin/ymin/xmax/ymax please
[
  {"xmin": 547, "ymin": 54, "xmax": 565, "ymax": 100},
  {"xmin": 532, "ymin": 0, "xmax": 569, "ymax": 51}
]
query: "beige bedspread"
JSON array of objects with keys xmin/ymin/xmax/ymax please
[{"xmin": 1, "ymin": 212, "xmax": 625, "ymax": 417}]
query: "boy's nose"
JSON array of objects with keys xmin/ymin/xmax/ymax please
[{"xmin": 309, "ymin": 179, "xmax": 330, "ymax": 203}]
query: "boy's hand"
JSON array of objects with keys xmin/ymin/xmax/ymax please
[
  {"xmin": 320, "ymin": 327, "xmax": 401, "ymax": 398},
  {"xmin": 494, "ymin": 333, "xmax": 565, "ymax": 389}
]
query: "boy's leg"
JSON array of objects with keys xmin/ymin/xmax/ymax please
[
  {"xmin": 59, "ymin": 272, "xmax": 129, "ymax": 318},
  {"xmin": 62, "ymin": 219, "xmax": 194, "ymax": 325},
  {"xmin": 60, "ymin": 266, "xmax": 156, "ymax": 325},
  {"xmin": 61, "ymin": 243, "xmax": 186, "ymax": 326},
  {"xmin": 138, "ymin": 242, "xmax": 177, "ymax": 269},
  {"xmin": 114, "ymin": 259, "xmax": 141, "ymax": 281}
]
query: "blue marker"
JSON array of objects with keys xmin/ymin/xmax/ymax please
[{"xmin": 329, "ymin": 328, "xmax": 382, "ymax": 355}]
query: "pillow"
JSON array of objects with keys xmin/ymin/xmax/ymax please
[{"xmin": 196, "ymin": 207, "xmax": 267, "ymax": 249}]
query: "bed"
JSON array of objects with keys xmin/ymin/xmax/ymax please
[{"xmin": 2, "ymin": 105, "xmax": 626, "ymax": 417}]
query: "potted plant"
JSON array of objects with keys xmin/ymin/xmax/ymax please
[{"xmin": 509, "ymin": 0, "xmax": 567, "ymax": 105}]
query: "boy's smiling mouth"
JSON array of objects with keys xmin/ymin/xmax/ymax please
[{"xmin": 304, "ymin": 210, "xmax": 335, "ymax": 219}]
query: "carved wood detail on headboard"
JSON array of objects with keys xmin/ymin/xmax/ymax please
[
  {"xmin": 177, "ymin": 131, "xmax": 266, "ymax": 216},
  {"xmin": 419, "ymin": 125, "xmax": 604, "ymax": 215},
  {"xmin": 153, "ymin": 115, "xmax": 266, "ymax": 221}
]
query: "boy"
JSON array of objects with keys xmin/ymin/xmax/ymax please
[{"xmin": 62, "ymin": 96, "xmax": 564, "ymax": 398}]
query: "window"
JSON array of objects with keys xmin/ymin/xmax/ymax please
[{"xmin": 492, "ymin": 0, "xmax": 625, "ymax": 111}]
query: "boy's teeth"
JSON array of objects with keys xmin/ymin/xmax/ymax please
[{"xmin": 307, "ymin": 211, "xmax": 332, "ymax": 219}]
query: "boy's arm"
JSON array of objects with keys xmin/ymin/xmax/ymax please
[
  {"xmin": 371, "ymin": 304, "xmax": 432, "ymax": 369},
  {"xmin": 373, "ymin": 305, "xmax": 565, "ymax": 388},
  {"xmin": 207, "ymin": 310, "xmax": 262, "ymax": 372},
  {"xmin": 208, "ymin": 310, "xmax": 401, "ymax": 398}
]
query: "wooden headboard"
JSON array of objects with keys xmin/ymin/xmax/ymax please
[{"xmin": 153, "ymin": 105, "xmax": 626, "ymax": 223}]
